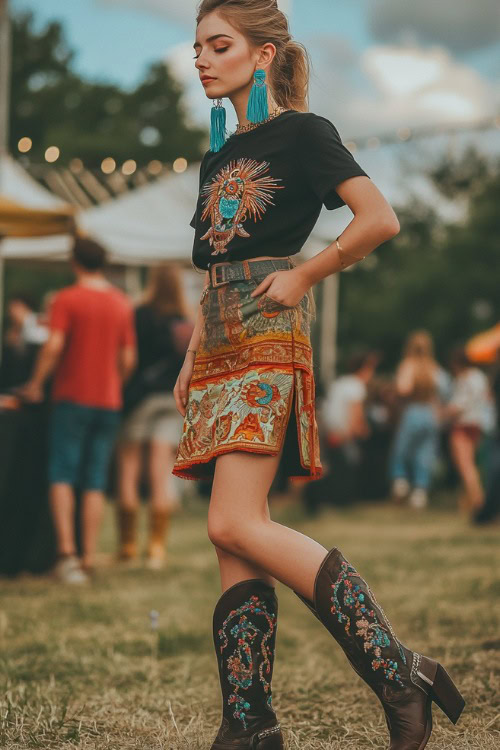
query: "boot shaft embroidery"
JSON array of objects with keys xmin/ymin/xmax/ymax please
[
  {"xmin": 330, "ymin": 560, "xmax": 405, "ymax": 686},
  {"xmin": 218, "ymin": 594, "xmax": 277, "ymax": 728}
]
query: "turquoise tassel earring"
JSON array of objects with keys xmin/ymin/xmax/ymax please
[
  {"xmin": 246, "ymin": 69, "xmax": 269, "ymax": 124},
  {"xmin": 210, "ymin": 98, "xmax": 227, "ymax": 153}
]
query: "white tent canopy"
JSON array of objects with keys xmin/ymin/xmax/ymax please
[{"xmin": 0, "ymin": 153, "xmax": 66, "ymax": 209}]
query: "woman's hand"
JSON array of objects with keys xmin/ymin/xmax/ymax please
[
  {"xmin": 250, "ymin": 267, "xmax": 311, "ymax": 308},
  {"xmin": 174, "ymin": 352, "xmax": 196, "ymax": 417}
]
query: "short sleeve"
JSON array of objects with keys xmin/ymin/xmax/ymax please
[
  {"xmin": 49, "ymin": 291, "xmax": 71, "ymax": 333},
  {"xmin": 189, "ymin": 152, "xmax": 209, "ymax": 228},
  {"xmin": 298, "ymin": 114, "xmax": 369, "ymax": 210}
]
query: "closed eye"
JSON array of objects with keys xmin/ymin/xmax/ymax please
[{"xmin": 193, "ymin": 47, "xmax": 229, "ymax": 59}]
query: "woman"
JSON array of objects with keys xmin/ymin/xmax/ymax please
[
  {"xmin": 446, "ymin": 347, "xmax": 492, "ymax": 515},
  {"xmin": 117, "ymin": 264, "xmax": 193, "ymax": 569},
  {"xmin": 390, "ymin": 331, "xmax": 450, "ymax": 509},
  {"xmin": 173, "ymin": 2, "xmax": 465, "ymax": 748}
]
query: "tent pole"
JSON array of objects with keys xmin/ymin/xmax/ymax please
[
  {"xmin": 319, "ymin": 272, "xmax": 339, "ymax": 393},
  {"xmin": 0, "ymin": 0, "xmax": 11, "ymax": 367}
]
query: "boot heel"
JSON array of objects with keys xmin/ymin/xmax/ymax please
[
  {"xmin": 431, "ymin": 663, "xmax": 465, "ymax": 725},
  {"xmin": 252, "ymin": 725, "xmax": 284, "ymax": 749},
  {"xmin": 254, "ymin": 737, "xmax": 283, "ymax": 750}
]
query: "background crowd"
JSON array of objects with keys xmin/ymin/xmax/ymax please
[{"xmin": 1, "ymin": 234, "xmax": 498, "ymax": 584}]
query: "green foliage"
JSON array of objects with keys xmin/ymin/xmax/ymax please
[
  {"xmin": 337, "ymin": 149, "xmax": 500, "ymax": 371},
  {"xmin": 10, "ymin": 12, "xmax": 207, "ymax": 167}
]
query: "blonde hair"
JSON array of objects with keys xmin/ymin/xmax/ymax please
[
  {"xmin": 142, "ymin": 263, "xmax": 190, "ymax": 318},
  {"xmin": 196, "ymin": 0, "xmax": 310, "ymax": 111},
  {"xmin": 402, "ymin": 330, "xmax": 437, "ymax": 400}
]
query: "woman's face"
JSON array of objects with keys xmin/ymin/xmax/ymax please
[{"xmin": 194, "ymin": 11, "xmax": 258, "ymax": 99}]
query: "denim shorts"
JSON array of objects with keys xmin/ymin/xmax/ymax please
[{"xmin": 49, "ymin": 401, "xmax": 121, "ymax": 491}]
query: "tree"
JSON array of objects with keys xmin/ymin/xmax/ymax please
[
  {"xmin": 10, "ymin": 12, "xmax": 207, "ymax": 167},
  {"xmin": 336, "ymin": 149, "xmax": 500, "ymax": 370}
]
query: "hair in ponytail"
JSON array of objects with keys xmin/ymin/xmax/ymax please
[{"xmin": 196, "ymin": 0, "xmax": 310, "ymax": 111}]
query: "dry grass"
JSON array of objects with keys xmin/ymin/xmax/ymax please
[{"xmin": 0, "ymin": 493, "xmax": 499, "ymax": 749}]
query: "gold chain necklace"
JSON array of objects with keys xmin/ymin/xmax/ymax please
[{"xmin": 233, "ymin": 107, "xmax": 287, "ymax": 135}]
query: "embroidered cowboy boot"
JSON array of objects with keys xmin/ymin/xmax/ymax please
[
  {"xmin": 296, "ymin": 548, "xmax": 465, "ymax": 750},
  {"xmin": 210, "ymin": 579, "xmax": 283, "ymax": 750}
]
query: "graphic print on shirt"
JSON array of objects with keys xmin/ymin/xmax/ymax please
[{"xmin": 200, "ymin": 158, "xmax": 284, "ymax": 256}]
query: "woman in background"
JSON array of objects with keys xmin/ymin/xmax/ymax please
[
  {"xmin": 390, "ymin": 330, "xmax": 450, "ymax": 508},
  {"xmin": 446, "ymin": 347, "xmax": 492, "ymax": 515},
  {"xmin": 117, "ymin": 264, "xmax": 193, "ymax": 568}
]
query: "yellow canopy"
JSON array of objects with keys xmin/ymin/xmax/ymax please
[{"xmin": 0, "ymin": 195, "xmax": 75, "ymax": 238}]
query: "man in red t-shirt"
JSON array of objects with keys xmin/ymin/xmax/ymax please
[{"xmin": 24, "ymin": 237, "xmax": 136, "ymax": 583}]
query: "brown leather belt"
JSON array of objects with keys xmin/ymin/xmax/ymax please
[{"xmin": 208, "ymin": 258, "xmax": 291, "ymax": 288}]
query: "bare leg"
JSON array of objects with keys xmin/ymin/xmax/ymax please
[
  {"xmin": 81, "ymin": 490, "xmax": 105, "ymax": 569},
  {"xmin": 450, "ymin": 431, "xmax": 484, "ymax": 511},
  {"xmin": 215, "ymin": 546, "xmax": 276, "ymax": 592},
  {"xmin": 50, "ymin": 483, "xmax": 77, "ymax": 556},
  {"xmin": 116, "ymin": 441, "xmax": 142, "ymax": 560},
  {"xmin": 149, "ymin": 440, "xmax": 176, "ymax": 511},
  {"xmin": 208, "ymin": 451, "xmax": 328, "ymax": 601},
  {"xmin": 117, "ymin": 441, "xmax": 142, "ymax": 512}
]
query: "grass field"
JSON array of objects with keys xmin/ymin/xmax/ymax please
[{"xmin": 1, "ymin": 492, "xmax": 499, "ymax": 749}]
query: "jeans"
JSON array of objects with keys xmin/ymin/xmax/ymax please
[{"xmin": 390, "ymin": 403, "xmax": 439, "ymax": 490}]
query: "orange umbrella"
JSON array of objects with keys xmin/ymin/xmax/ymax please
[{"xmin": 466, "ymin": 323, "xmax": 500, "ymax": 364}]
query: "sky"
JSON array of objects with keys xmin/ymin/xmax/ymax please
[{"xmin": 11, "ymin": 0, "xmax": 500, "ymax": 147}]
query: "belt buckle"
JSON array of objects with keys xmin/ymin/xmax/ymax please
[{"xmin": 211, "ymin": 262, "xmax": 230, "ymax": 288}]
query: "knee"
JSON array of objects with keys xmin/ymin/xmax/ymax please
[
  {"xmin": 207, "ymin": 516, "xmax": 237, "ymax": 553},
  {"xmin": 207, "ymin": 515, "xmax": 253, "ymax": 555}
]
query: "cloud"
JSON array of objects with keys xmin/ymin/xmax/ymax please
[
  {"xmin": 307, "ymin": 41, "xmax": 498, "ymax": 139},
  {"xmin": 98, "ymin": 0, "xmax": 291, "ymax": 27},
  {"xmin": 368, "ymin": 0, "xmax": 500, "ymax": 55},
  {"xmin": 97, "ymin": 0, "xmax": 198, "ymax": 27}
]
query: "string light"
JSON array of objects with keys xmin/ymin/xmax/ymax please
[
  {"xmin": 121, "ymin": 159, "xmax": 137, "ymax": 176},
  {"xmin": 367, "ymin": 136, "xmax": 380, "ymax": 149},
  {"xmin": 45, "ymin": 146, "xmax": 60, "ymax": 163},
  {"xmin": 18, "ymin": 137, "xmax": 32, "ymax": 153},
  {"xmin": 173, "ymin": 157, "xmax": 188, "ymax": 173},
  {"xmin": 345, "ymin": 141, "xmax": 357, "ymax": 153},
  {"xmin": 69, "ymin": 158, "xmax": 83, "ymax": 173},
  {"xmin": 101, "ymin": 157, "xmax": 116, "ymax": 174},
  {"xmin": 397, "ymin": 127, "xmax": 411, "ymax": 141},
  {"xmin": 147, "ymin": 159, "xmax": 163, "ymax": 175}
]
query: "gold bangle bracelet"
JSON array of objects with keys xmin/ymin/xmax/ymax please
[
  {"xmin": 336, "ymin": 236, "xmax": 366, "ymax": 269},
  {"xmin": 336, "ymin": 237, "xmax": 349, "ymax": 270}
]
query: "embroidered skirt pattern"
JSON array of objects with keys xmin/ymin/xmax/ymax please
[{"xmin": 172, "ymin": 260, "xmax": 322, "ymax": 481}]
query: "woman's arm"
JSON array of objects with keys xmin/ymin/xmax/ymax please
[
  {"xmin": 251, "ymin": 177, "xmax": 400, "ymax": 305},
  {"xmin": 298, "ymin": 176, "xmax": 400, "ymax": 286}
]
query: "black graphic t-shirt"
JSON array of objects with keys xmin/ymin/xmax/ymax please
[{"xmin": 190, "ymin": 109, "xmax": 369, "ymax": 271}]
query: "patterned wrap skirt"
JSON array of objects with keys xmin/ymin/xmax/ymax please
[{"xmin": 172, "ymin": 258, "xmax": 323, "ymax": 482}]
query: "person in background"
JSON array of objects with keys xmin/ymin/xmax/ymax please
[
  {"xmin": 117, "ymin": 263, "xmax": 194, "ymax": 569},
  {"xmin": 23, "ymin": 236, "xmax": 136, "ymax": 584},
  {"xmin": 0, "ymin": 293, "xmax": 48, "ymax": 390},
  {"xmin": 303, "ymin": 351, "xmax": 378, "ymax": 514},
  {"xmin": 465, "ymin": 325, "xmax": 500, "ymax": 525},
  {"xmin": 445, "ymin": 347, "xmax": 492, "ymax": 515},
  {"xmin": 390, "ymin": 330, "xmax": 450, "ymax": 509}
]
